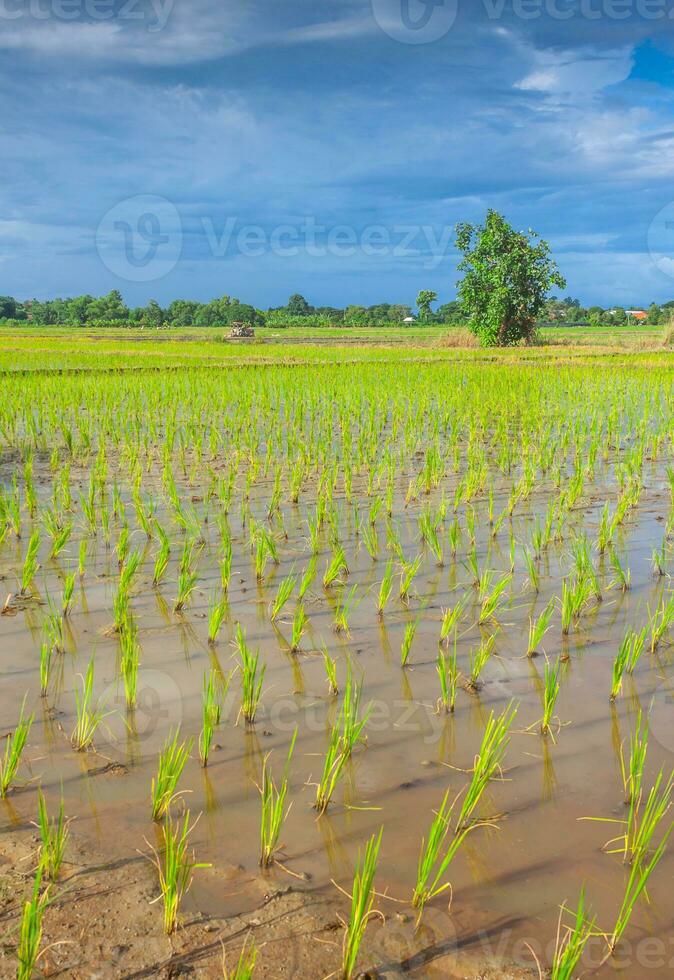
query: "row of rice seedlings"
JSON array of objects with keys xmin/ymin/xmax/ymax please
[
  {"xmin": 17, "ymin": 869, "xmax": 49, "ymax": 980},
  {"xmin": 259, "ymin": 729, "xmax": 297, "ymax": 867},
  {"xmin": 0, "ymin": 697, "xmax": 34, "ymax": 797}
]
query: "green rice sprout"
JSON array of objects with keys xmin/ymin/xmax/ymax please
[
  {"xmin": 412, "ymin": 790, "xmax": 472, "ymax": 918},
  {"xmin": 153, "ymin": 529, "xmax": 171, "ymax": 586},
  {"xmin": 334, "ymin": 584, "xmax": 359, "ymax": 635},
  {"xmin": 39, "ymin": 638, "xmax": 53, "ymax": 698},
  {"xmin": 523, "ymin": 549, "xmax": 540, "ymax": 593},
  {"xmin": 222, "ymin": 935, "xmax": 258, "ymax": 979},
  {"xmin": 322, "ymin": 645, "xmax": 339, "ymax": 695},
  {"xmin": 440, "ymin": 593, "xmax": 468, "ymax": 645},
  {"xmin": 21, "ymin": 529, "xmax": 41, "ymax": 595},
  {"xmin": 49, "ymin": 521, "xmax": 73, "ymax": 560},
  {"xmin": 648, "ymin": 593, "xmax": 674, "ymax": 652},
  {"xmin": 290, "ymin": 601, "xmax": 308, "ymax": 653},
  {"xmin": 468, "ymin": 633, "xmax": 496, "ymax": 691},
  {"xmin": 36, "ymin": 789, "xmax": 69, "ymax": 882},
  {"xmin": 77, "ymin": 539, "xmax": 87, "ymax": 577},
  {"xmin": 199, "ymin": 669, "xmax": 224, "ymax": 767},
  {"xmin": 71, "ymin": 658, "xmax": 107, "ymax": 751},
  {"xmin": 527, "ymin": 598, "xmax": 555, "ymax": 657},
  {"xmin": 259, "ymin": 729, "xmax": 297, "ymax": 867},
  {"xmin": 624, "ymin": 627, "xmax": 647, "ymax": 675},
  {"xmin": 607, "ymin": 822, "xmax": 673, "ymax": 953},
  {"xmin": 401, "ymin": 614, "xmax": 420, "ymax": 667},
  {"xmin": 235, "ymin": 624, "xmax": 266, "ymax": 723},
  {"xmin": 540, "ymin": 658, "xmax": 562, "ymax": 736},
  {"xmin": 174, "ymin": 540, "xmax": 198, "ymax": 612},
  {"xmin": 298, "ymin": 555, "xmax": 317, "ymax": 600},
  {"xmin": 377, "ymin": 559, "xmax": 394, "ymax": 618},
  {"xmin": 339, "ymin": 662, "xmax": 371, "ymax": 757},
  {"xmin": 61, "ymin": 570, "xmax": 76, "ymax": 617},
  {"xmin": 609, "ymin": 547, "xmax": 631, "ymax": 591},
  {"xmin": 120, "ymin": 622, "xmax": 140, "ymax": 710},
  {"xmin": 151, "ymin": 810, "xmax": 210, "ymax": 935},
  {"xmin": 652, "ymin": 539, "xmax": 667, "ymax": 577},
  {"xmin": 207, "ymin": 592, "xmax": 228, "ymax": 645},
  {"xmin": 550, "ymin": 886, "xmax": 596, "ymax": 980},
  {"xmin": 399, "ymin": 555, "xmax": 422, "ymax": 602},
  {"xmin": 619, "ymin": 710, "xmax": 648, "ymax": 807},
  {"xmin": 456, "ymin": 701, "xmax": 517, "ymax": 830},
  {"xmin": 341, "ymin": 828, "xmax": 383, "ymax": 980},
  {"xmin": 436, "ymin": 634, "xmax": 459, "ymax": 713},
  {"xmin": 1, "ymin": 696, "xmax": 34, "ymax": 797},
  {"xmin": 270, "ymin": 571, "xmax": 296, "ymax": 622},
  {"xmin": 16, "ymin": 869, "xmax": 49, "ymax": 980},
  {"xmin": 313, "ymin": 721, "xmax": 350, "ymax": 814},
  {"xmin": 323, "ymin": 545, "xmax": 348, "ymax": 588},
  {"xmin": 151, "ymin": 729, "xmax": 193, "ymax": 821},
  {"xmin": 478, "ymin": 573, "xmax": 511, "ymax": 624},
  {"xmin": 610, "ymin": 638, "xmax": 632, "ymax": 702}
]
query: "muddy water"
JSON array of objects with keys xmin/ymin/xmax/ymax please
[{"xmin": 2, "ymin": 460, "xmax": 674, "ymax": 978}]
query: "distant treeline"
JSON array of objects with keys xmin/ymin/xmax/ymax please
[{"xmin": 1, "ymin": 291, "xmax": 672, "ymax": 328}]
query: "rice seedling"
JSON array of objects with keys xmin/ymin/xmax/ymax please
[
  {"xmin": 77, "ymin": 538, "xmax": 87, "ymax": 577},
  {"xmin": 652, "ymin": 539, "xmax": 667, "ymax": 577},
  {"xmin": 16, "ymin": 869, "xmax": 49, "ymax": 980},
  {"xmin": 323, "ymin": 545, "xmax": 348, "ymax": 588},
  {"xmin": 236, "ymin": 624, "xmax": 266, "ymax": 723},
  {"xmin": 549, "ymin": 886, "xmax": 596, "ymax": 980},
  {"xmin": 71, "ymin": 658, "xmax": 108, "ymax": 751},
  {"xmin": 313, "ymin": 720, "xmax": 350, "ymax": 814},
  {"xmin": 222, "ymin": 936, "xmax": 258, "ymax": 979},
  {"xmin": 298, "ymin": 555, "xmax": 317, "ymax": 600},
  {"xmin": 399, "ymin": 554, "xmax": 422, "ymax": 601},
  {"xmin": 0, "ymin": 696, "xmax": 34, "ymax": 797},
  {"xmin": 436, "ymin": 634, "xmax": 459, "ymax": 713},
  {"xmin": 208, "ymin": 592, "xmax": 228, "ymax": 645},
  {"xmin": 270, "ymin": 570, "xmax": 296, "ymax": 622},
  {"xmin": 647, "ymin": 592, "xmax": 674, "ymax": 652},
  {"xmin": 610, "ymin": 638, "xmax": 632, "ymax": 702},
  {"xmin": 340, "ymin": 828, "xmax": 383, "ymax": 980},
  {"xmin": 259, "ymin": 729, "xmax": 297, "ymax": 867},
  {"xmin": 334, "ymin": 584, "xmax": 359, "ymax": 635},
  {"xmin": 153, "ymin": 529, "xmax": 171, "ymax": 586},
  {"xmin": 120, "ymin": 621, "xmax": 140, "ymax": 709},
  {"xmin": 456, "ymin": 702, "xmax": 517, "ymax": 830},
  {"xmin": 151, "ymin": 810, "xmax": 210, "ymax": 934},
  {"xmin": 61, "ymin": 570, "xmax": 76, "ymax": 616},
  {"xmin": 49, "ymin": 520, "xmax": 73, "ymax": 560},
  {"xmin": 619, "ymin": 710, "xmax": 648, "ymax": 807},
  {"xmin": 322, "ymin": 645, "xmax": 339, "ymax": 695},
  {"xmin": 412, "ymin": 790, "xmax": 472, "ymax": 918},
  {"xmin": 468, "ymin": 633, "xmax": 497, "ymax": 691},
  {"xmin": 440, "ymin": 592, "xmax": 468, "ymax": 645},
  {"xmin": 174, "ymin": 540, "xmax": 198, "ymax": 612},
  {"xmin": 527, "ymin": 598, "xmax": 555, "ymax": 657},
  {"xmin": 523, "ymin": 549, "xmax": 539, "ymax": 593},
  {"xmin": 39, "ymin": 638, "xmax": 53, "ymax": 698},
  {"xmin": 540, "ymin": 658, "xmax": 562, "ymax": 737},
  {"xmin": 401, "ymin": 614, "xmax": 420, "ymax": 667},
  {"xmin": 478, "ymin": 573, "xmax": 511, "ymax": 624},
  {"xmin": 20, "ymin": 529, "xmax": 40, "ymax": 595},
  {"xmin": 151, "ymin": 729, "xmax": 193, "ymax": 821},
  {"xmin": 606, "ymin": 822, "xmax": 673, "ymax": 953},
  {"xmin": 609, "ymin": 547, "xmax": 631, "ymax": 591},
  {"xmin": 198, "ymin": 670, "xmax": 222, "ymax": 767},
  {"xmin": 290, "ymin": 601, "xmax": 308, "ymax": 652},
  {"xmin": 36, "ymin": 789, "xmax": 69, "ymax": 881},
  {"xmin": 339, "ymin": 663, "xmax": 371, "ymax": 757},
  {"xmin": 377, "ymin": 559, "xmax": 394, "ymax": 618}
]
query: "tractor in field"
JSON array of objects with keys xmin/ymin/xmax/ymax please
[{"xmin": 229, "ymin": 321, "xmax": 255, "ymax": 338}]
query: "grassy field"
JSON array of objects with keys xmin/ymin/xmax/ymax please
[{"xmin": 1, "ymin": 331, "xmax": 674, "ymax": 977}]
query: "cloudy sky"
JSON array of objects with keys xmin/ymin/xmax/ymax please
[{"xmin": 2, "ymin": 0, "xmax": 674, "ymax": 308}]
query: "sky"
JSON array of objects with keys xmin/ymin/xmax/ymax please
[{"xmin": 2, "ymin": 0, "xmax": 674, "ymax": 309}]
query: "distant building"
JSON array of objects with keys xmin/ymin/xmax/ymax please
[
  {"xmin": 403, "ymin": 316, "xmax": 417, "ymax": 325},
  {"xmin": 626, "ymin": 310, "xmax": 648, "ymax": 321}
]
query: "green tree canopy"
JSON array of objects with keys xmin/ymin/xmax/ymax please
[{"xmin": 456, "ymin": 210, "xmax": 566, "ymax": 346}]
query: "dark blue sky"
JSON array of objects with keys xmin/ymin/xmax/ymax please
[{"xmin": 2, "ymin": 0, "xmax": 674, "ymax": 308}]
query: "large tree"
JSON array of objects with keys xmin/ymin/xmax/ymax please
[
  {"xmin": 455, "ymin": 210, "xmax": 566, "ymax": 346},
  {"xmin": 416, "ymin": 289, "xmax": 437, "ymax": 321}
]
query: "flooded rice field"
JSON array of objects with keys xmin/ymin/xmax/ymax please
[{"xmin": 2, "ymin": 354, "xmax": 674, "ymax": 978}]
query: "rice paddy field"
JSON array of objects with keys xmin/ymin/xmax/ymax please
[{"xmin": 2, "ymin": 329, "xmax": 674, "ymax": 978}]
